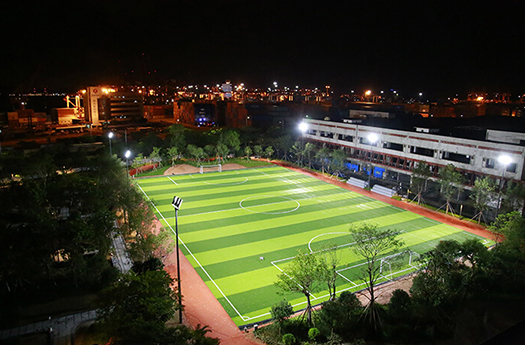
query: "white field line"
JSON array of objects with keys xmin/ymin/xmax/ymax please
[
  {"xmin": 136, "ymin": 183, "xmax": 249, "ymax": 321},
  {"xmin": 166, "ymin": 192, "xmax": 353, "ymax": 220},
  {"xmin": 168, "ymin": 176, "xmax": 178, "ymax": 185},
  {"xmin": 254, "ymin": 169, "xmax": 270, "ymax": 176},
  {"xmin": 443, "ymin": 224, "xmax": 491, "ymax": 244}
]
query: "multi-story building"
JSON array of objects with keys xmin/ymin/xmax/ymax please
[
  {"xmin": 84, "ymin": 87, "xmax": 143, "ymax": 126},
  {"xmin": 302, "ymin": 118, "xmax": 525, "ymax": 190}
]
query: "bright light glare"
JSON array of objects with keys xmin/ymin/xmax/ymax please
[
  {"xmin": 498, "ymin": 154, "xmax": 512, "ymax": 166},
  {"xmin": 299, "ymin": 122, "xmax": 309, "ymax": 133},
  {"xmin": 125, "ymin": 150, "xmax": 131, "ymax": 158},
  {"xmin": 365, "ymin": 90, "xmax": 372, "ymax": 96},
  {"xmin": 108, "ymin": 132, "xmax": 114, "ymax": 139},
  {"xmin": 368, "ymin": 133, "xmax": 379, "ymax": 143}
]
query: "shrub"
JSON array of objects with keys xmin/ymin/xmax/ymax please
[
  {"xmin": 282, "ymin": 333, "xmax": 296, "ymax": 345},
  {"xmin": 308, "ymin": 327, "xmax": 320, "ymax": 341}
]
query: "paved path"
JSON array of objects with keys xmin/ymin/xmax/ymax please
[
  {"xmin": 163, "ymin": 248, "xmax": 262, "ymax": 345},
  {"xmin": 0, "ymin": 310, "xmax": 97, "ymax": 345}
]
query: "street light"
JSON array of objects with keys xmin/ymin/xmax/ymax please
[
  {"xmin": 172, "ymin": 196, "xmax": 184, "ymax": 323},
  {"xmin": 108, "ymin": 132, "xmax": 114, "ymax": 156},
  {"xmin": 497, "ymin": 154, "xmax": 512, "ymax": 213},
  {"xmin": 125, "ymin": 150, "xmax": 131, "ymax": 178},
  {"xmin": 367, "ymin": 133, "xmax": 379, "ymax": 188}
]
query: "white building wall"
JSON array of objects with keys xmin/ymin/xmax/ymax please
[{"xmin": 303, "ymin": 119, "xmax": 525, "ymax": 181}]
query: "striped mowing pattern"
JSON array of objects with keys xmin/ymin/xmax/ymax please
[{"xmin": 136, "ymin": 166, "xmax": 492, "ymax": 326}]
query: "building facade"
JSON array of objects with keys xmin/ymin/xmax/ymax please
[{"xmin": 302, "ymin": 119, "xmax": 525, "ymax": 188}]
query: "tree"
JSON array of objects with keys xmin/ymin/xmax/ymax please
[
  {"xmin": 204, "ymin": 145, "xmax": 216, "ymax": 161},
  {"xmin": 411, "ymin": 162, "xmax": 432, "ymax": 205},
  {"xmin": 349, "ymin": 223, "xmax": 403, "ymax": 330},
  {"xmin": 317, "ymin": 243, "xmax": 340, "ymax": 300},
  {"xmin": 275, "ymin": 250, "xmax": 321, "ymax": 325},
  {"xmin": 277, "ymin": 135, "xmax": 295, "ymax": 161},
  {"xmin": 438, "ymin": 164, "xmax": 464, "ymax": 215},
  {"xmin": 271, "ymin": 300, "xmax": 294, "ymax": 335},
  {"xmin": 244, "ymin": 146, "xmax": 252, "ymax": 160},
  {"xmin": 167, "ymin": 147, "xmax": 179, "ymax": 166},
  {"xmin": 221, "ymin": 130, "xmax": 241, "ymax": 153},
  {"xmin": 264, "ymin": 146, "xmax": 274, "ymax": 161},
  {"xmin": 168, "ymin": 124, "xmax": 186, "ymax": 152},
  {"xmin": 490, "ymin": 211, "xmax": 525, "ymax": 252},
  {"xmin": 187, "ymin": 144, "xmax": 204, "ymax": 165},
  {"xmin": 97, "ymin": 269, "xmax": 180, "ymax": 345},
  {"xmin": 502, "ymin": 179, "xmax": 525, "ymax": 214},
  {"xmin": 316, "ymin": 291, "xmax": 363, "ymax": 340},
  {"xmin": 216, "ymin": 143, "xmax": 229, "ymax": 163},
  {"xmin": 469, "ymin": 176, "xmax": 496, "ymax": 224},
  {"xmin": 304, "ymin": 142, "xmax": 316, "ymax": 169},
  {"xmin": 291, "ymin": 141, "xmax": 304, "ymax": 166},
  {"xmin": 253, "ymin": 145, "xmax": 263, "ymax": 157},
  {"xmin": 315, "ymin": 147, "xmax": 331, "ymax": 174},
  {"xmin": 331, "ymin": 149, "xmax": 347, "ymax": 172},
  {"xmin": 489, "ymin": 212, "xmax": 525, "ymax": 287}
]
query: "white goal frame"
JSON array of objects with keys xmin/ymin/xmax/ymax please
[
  {"xmin": 379, "ymin": 250, "xmax": 420, "ymax": 279},
  {"xmin": 199, "ymin": 164, "xmax": 222, "ymax": 174}
]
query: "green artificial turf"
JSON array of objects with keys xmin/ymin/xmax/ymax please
[{"xmin": 135, "ymin": 166, "xmax": 492, "ymax": 326}]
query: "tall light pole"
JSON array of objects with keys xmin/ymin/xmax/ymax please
[
  {"xmin": 108, "ymin": 132, "xmax": 114, "ymax": 156},
  {"xmin": 367, "ymin": 133, "xmax": 378, "ymax": 188},
  {"xmin": 299, "ymin": 121, "xmax": 308, "ymax": 166},
  {"xmin": 172, "ymin": 196, "xmax": 184, "ymax": 323},
  {"xmin": 497, "ymin": 154, "xmax": 512, "ymax": 214},
  {"xmin": 125, "ymin": 150, "xmax": 131, "ymax": 178}
]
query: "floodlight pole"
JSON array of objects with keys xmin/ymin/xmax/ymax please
[
  {"xmin": 367, "ymin": 133, "xmax": 378, "ymax": 189},
  {"xmin": 125, "ymin": 150, "xmax": 131, "ymax": 179},
  {"xmin": 497, "ymin": 166, "xmax": 506, "ymax": 215},
  {"xmin": 108, "ymin": 132, "xmax": 114, "ymax": 156},
  {"xmin": 172, "ymin": 196, "xmax": 183, "ymax": 323},
  {"xmin": 497, "ymin": 155, "xmax": 512, "ymax": 216}
]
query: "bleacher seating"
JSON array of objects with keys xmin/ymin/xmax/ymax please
[
  {"xmin": 371, "ymin": 184, "xmax": 397, "ymax": 198},
  {"xmin": 346, "ymin": 177, "xmax": 366, "ymax": 189}
]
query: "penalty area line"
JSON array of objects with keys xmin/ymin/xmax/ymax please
[{"xmin": 135, "ymin": 183, "xmax": 249, "ymax": 321}]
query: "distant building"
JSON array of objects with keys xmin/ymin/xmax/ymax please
[
  {"xmin": 7, "ymin": 109, "xmax": 47, "ymax": 129},
  {"xmin": 143, "ymin": 105, "xmax": 173, "ymax": 122},
  {"xmin": 84, "ymin": 87, "xmax": 143, "ymax": 126}
]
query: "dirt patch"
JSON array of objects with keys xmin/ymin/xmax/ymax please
[{"xmin": 164, "ymin": 163, "xmax": 247, "ymax": 175}]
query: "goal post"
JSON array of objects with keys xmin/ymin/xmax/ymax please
[
  {"xmin": 379, "ymin": 250, "xmax": 421, "ymax": 279},
  {"xmin": 199, "ymin": 164, "xmax": 222, "ymax": 174}
]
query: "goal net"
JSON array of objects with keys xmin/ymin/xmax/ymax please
[
  {"xmin": 379, "ymin": 250, "xmax": 421, "ymax": 280},
  {"xmin": 199, "ymin": 164, "xmax": 222, "ymax": 174}
]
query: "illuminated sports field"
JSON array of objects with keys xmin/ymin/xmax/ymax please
[{"xmin": 135, "ymin": 166, "xmax": 491, "ymax": 326}]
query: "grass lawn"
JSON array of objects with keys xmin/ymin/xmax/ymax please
[{"xmin": 135, "ymin": 166, "xmax": 492, "ymax": 326}]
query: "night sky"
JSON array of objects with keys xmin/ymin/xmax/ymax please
[{"xmin": 2, "ymin": 1, "xmax": 524, "ymax": 97}]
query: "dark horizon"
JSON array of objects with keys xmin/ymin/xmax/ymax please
[{"xmin": 2, "ymin": 1, "xmax": 524, "ymax": 98}]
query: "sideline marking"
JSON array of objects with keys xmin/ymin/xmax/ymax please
[
  {"xmin": 168, "ymin": 176, "xmax": 178, "ymax": 185},
  {"xmin": 136, "ymin": 183, "xmax": 249, "ymax": 321}
]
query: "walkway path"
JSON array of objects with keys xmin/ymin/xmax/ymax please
[
  {"xmin": 163, "ymin": 245, "xmax": 262, "ymax": 345},
  {"xmin": 0, "ymin": 310, "xmax": 97, "ymax": 345}
]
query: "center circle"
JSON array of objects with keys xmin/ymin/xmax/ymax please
[{"xmin": 239, "ymin": 195, "xmax": 300, "ymax": 214}]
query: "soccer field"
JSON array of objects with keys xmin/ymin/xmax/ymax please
[{"xmin": 135, "ymin": 166, "xmax": 490, "ymax": 326}]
